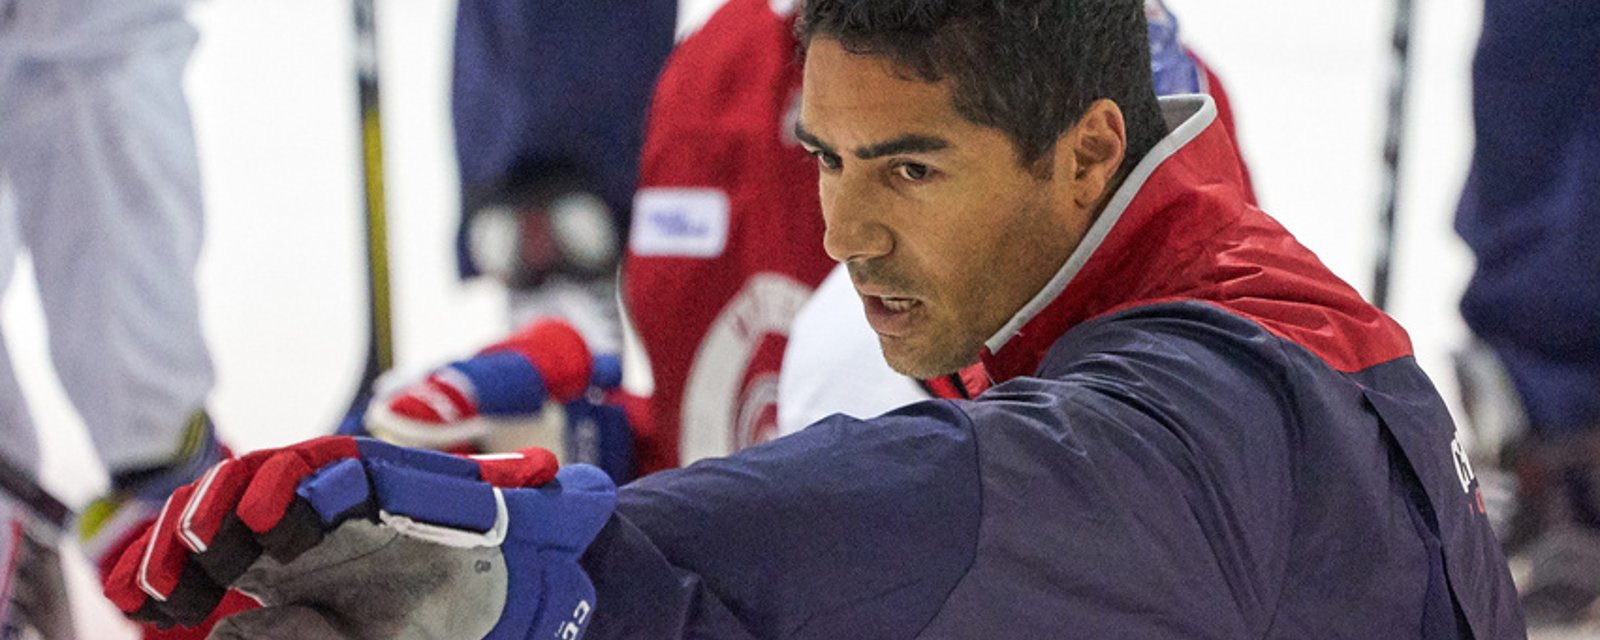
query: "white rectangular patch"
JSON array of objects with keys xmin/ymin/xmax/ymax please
[{"xmin": 630, "ymin": 188, "xmax": 730, "ymax": 258}]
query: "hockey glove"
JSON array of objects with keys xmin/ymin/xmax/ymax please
[
  {"xmin": 366, "ymin": 320, "xmax": 638, "ymax": 483},
  {"xmin": 101, "ymin": 436, "xmax": 617, "ymax": 640},
  {"xmin": 364, "ymin": 318, "xmax": 594, "ymax": 449},
  {"xmin": 74, "ymin": 411, "xmax": 235, "ymax": 639}
]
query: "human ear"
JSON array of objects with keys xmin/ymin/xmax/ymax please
[{"xmin": 1061, "ymin": 99, "xmax": 1127, "ymax": 209}]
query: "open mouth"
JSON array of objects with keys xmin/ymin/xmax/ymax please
[
  {"xmin": 863, "ymin": 294, "xmax": 922, "ymax": 337},
  {"xmin": 880, "ymin": 296, "xmax": 918, "ymax": 312}
]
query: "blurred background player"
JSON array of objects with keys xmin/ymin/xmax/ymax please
[
  {"xmin": 1451, "ymin": 0, "xmax": 1600, "ymax": 627},
  {"xmin": 0, "ymin": 0, "xmax": 225, "ymax": 634},
  {"xmin": 619, "ymin": 0, "xmax": 835, "ymax": 471},
  {"xmin": 449, "ymin": 0, "xmax": 676, "ymax": 356},
  {"xmin": 363, "ymin": 0, "xmax": 896, "ymax": 467},
  {"xmin": 361, "ymin": 0, "xmax": 678, "ymax": 479}
]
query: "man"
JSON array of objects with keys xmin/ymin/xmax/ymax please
[
  {"xmin": 777, "ymin": 0, "xmax": 1254, "ymax": 433},
  {"xmin": 389, "ymin": 0, "xmax": 1250, "ymax": 477},
  {"xmin": 103, "ymin": 1, "xmax": 1524, "ymax": 638}
]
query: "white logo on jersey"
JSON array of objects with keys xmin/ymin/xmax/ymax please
[
  {"xmin": 680, "ymin": 273, "xmax": 813, "ymax": 464},
  {"xmin": 630, "ymin": 188, "xmax": 730, "ymax": 258}
]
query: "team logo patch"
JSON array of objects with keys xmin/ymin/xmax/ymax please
[{"xmin": 630, "ymin": 188, "xmax": 730, "ymax": 258}]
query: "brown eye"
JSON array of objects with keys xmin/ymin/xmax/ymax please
[
  {"xmin": 895, "ymin": 163, "xmax": 931, "ymax": 182},
  {"xmin": 812, "ymin": 150, "xmax": 842, "ymax": 171}
]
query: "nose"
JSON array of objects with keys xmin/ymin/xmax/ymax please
[{"xmin": 820, "ymin": 176, "xmax": 893, "ymax": 263}]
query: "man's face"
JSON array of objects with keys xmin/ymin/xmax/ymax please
[{"xmin": 797, "ymin": 38, "xmax": 1097, "ymax": 378}]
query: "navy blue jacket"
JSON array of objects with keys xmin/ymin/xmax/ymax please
[{"xmin": 579, "ymin": 97, "xmax": 1524, "ymax": 638}]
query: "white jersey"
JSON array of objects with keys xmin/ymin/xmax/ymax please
[{"xmin": 777, "ymin": 265, "xmax": 927, "ymax": 436}]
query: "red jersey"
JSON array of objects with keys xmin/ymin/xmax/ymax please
[{"xmin": 622, "ymin": 0, "xmax": 831, "ymax": 473}]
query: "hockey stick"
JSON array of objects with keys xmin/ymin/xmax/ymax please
[
  {"xmin": 1372, "ymin": 0, "xmax": 1415, "ymax": 311},
  {"xmin": 0, "ymin": 455, "xmax": 68, "ymax": 535},
  {"xmin": 338, "ymin": 0, "xmax": 396, "ymax": 432},
  {"xmin": 0, "ymin": 454, "xmax": 76, "ymax": 638}
]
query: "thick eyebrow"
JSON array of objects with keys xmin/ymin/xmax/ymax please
[
  {"xmin": 853, "ymin": 134, "xmax": 950, "ymax": 160},
  {"xmin": 793, "ymin": 122, "xmax": 835, "ymax": 155},
  {"xmin": 794, "ymin": 122, "xmax": 951, "ymax": 160}
]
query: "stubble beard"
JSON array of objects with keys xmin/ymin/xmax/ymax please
[
  {"xmin": 849, "ymin": 260, "xmax": 976, "ymax": 379},
  {"xmin": 880, "ymin": 331, "xmax": 981, "ymax": 380}
]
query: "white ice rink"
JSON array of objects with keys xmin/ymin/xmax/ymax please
[{"xmin": 1, "ymin": 0, "xmax": 1542, "ymax": 636}]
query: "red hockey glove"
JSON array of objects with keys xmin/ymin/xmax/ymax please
[{"xmin": 365, "ymin": 319, "xmax": 593, "ymax": 449}]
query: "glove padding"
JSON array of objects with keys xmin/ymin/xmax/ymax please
[
  {"xmin": 362, "ymin": 318, "xmax": 638, "ymax": 484},
  {"xmin": 364, "ymin": 319, "xmax": 594, "ymax": 450},
  {"xmin": 102, "ymin": 436, "xmax": 616, "ymax": 640}
]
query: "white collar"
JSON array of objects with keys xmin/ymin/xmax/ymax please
[{"xmin": 984, "ymin": 94, "xmax": 1219, "ymax": 353}]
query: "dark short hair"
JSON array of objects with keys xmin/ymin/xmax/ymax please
[{"xmin": 798, "ymin": 0, "xmax": 1166, "ymax": 174}]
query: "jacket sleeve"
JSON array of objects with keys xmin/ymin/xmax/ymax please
[
  {"xmin": 578, "ymin": 401, "xmax": 983, "ymax": 640},
  {"xmin": 912, "ymin": 308, "xmax": 1297, "ymax": 638},
  {"xmin": 577, "ymin": 308, "xmax": 1301, "ymax": 638}
]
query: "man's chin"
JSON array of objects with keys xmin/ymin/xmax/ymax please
[{"xmin": 879, "ymin": 336, "xmax": 974, "ymax": 380}]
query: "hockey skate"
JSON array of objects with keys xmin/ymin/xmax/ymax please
[{"xmin": 1456, "ymin": 341, "xmax": 1600, "ymax": 629}]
